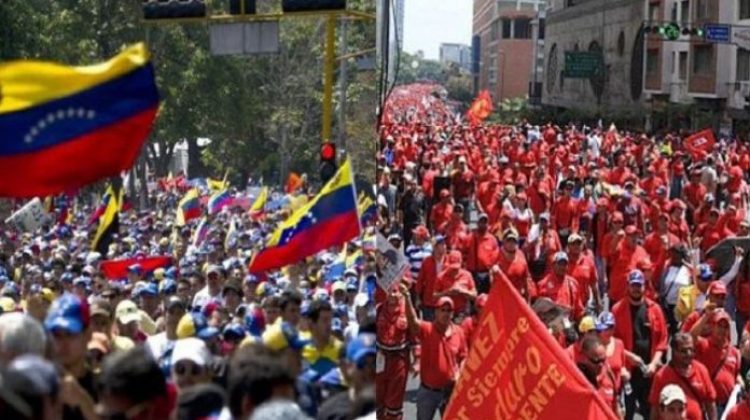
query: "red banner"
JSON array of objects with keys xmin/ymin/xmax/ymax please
[
  {"xmin": 443, "ymin": 274, "xmax": 618, "ymax": 420},
  {"xmin": 100, "ymin": 256, "xmax": 173, "ymax": 280},
  {"xmin": 684, "ymin": 128, "xmax": 716, "ymax": 160}
]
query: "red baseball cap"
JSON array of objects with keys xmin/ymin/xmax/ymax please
[
  {"xmin": 710, "ymin": 310, "xmax": 731, "ymax": 325},
  {"xmin": 437, "ymin": 296, "xmax": 454, "ymax": 311},
  {"xmin": 412, "ymin": 225, "xmax": 430, "ymax": 239},
  {"xmin": 708, "ymin": 282, "xmax": 728, "ymax": 296}
]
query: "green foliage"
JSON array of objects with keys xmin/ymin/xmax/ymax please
[{"xmin": 0, "ymin": 0, "xmax": 376, "ymax": 188}]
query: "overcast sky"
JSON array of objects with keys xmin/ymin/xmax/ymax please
[{"xmin": 402, "ymin": 0, "xmax": 473, "ymax": 59}]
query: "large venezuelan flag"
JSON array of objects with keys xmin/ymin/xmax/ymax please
[
  {"xmin": 0, "ymin": 43, "xmax": 159, "ymax": 197},
  {"xmin": 176, "ymin": 188, "xmax": 202, "ymax": 226},
  {"xmin": 249, "ymin": 159, "xmax": 361, "ymax": 273}
]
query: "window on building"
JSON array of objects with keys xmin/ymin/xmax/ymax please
[
  {"xmin": 695, "ymin": 0, "xmax": 708, "ymax": 19},
  {"xmin": 741, "ymin": 0, "xmax": 750, "ymax": 20},
  {"xmin": 670, "ymin": 3, "xmax": 677, "ymax": 21},
  {"xmin": 681, "ymin": 0, "xmax": 690, "ymax": 23},
  {"xmin": 646, "ymin": 48, "xmax": 659, "ymax": 76},
  {"xmin": 693, "ymin": 45, "xmax": 712, "ymax": 75},
  {"xmin": 737, "ymin": 49, "xmax": 750, "ymax": 81},
  {"xmin": 514, "ymin": 18, "xmax": 531, "ymax": 39},
  {"xmin": 538, "ymin": 18, "xmax": 545, "ymax": 40},
  {"xmin": 519, "ymin": 2, "xmax": 536, "ymax": 12},
  {"xmin": 648, "ymin": 3, "xmax": 659, "ymax": 22},
  {"xmin": 502, "ymin": 19, "xmax": 512, "ymax": 39},
  {"xmin": 679, "ymin": 51, "xmax": 687, "ymax": 80}
]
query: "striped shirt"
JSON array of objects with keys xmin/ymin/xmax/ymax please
[{"xmin": 405, "ymin": 243, "xmax": 432, "ymax": 279}]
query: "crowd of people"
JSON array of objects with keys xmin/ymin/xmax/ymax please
[
  {"xmin": 0, "ymin": 180, "xmax": 378, "ymax": 420},
  {"xmin": 376, "ymin": 83, "xmax": 750, "ymax": 420}
]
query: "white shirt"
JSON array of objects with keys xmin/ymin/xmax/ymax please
[
  {"xmin": 662, "ymin": 266, "xmax": 692, "ymax": 305},
  {"xmin": 146, "ymin": 332, "xmax": 173, "ymax": 360},
  {"xmin": 192, "ymin": 286, "xmax": 222, "ymax": 309}
]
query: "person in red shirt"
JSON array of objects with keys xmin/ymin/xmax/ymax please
[
  {"xmin": 682, "ymin": 170, "xmax": 707, "ymax": 222},
  {"xmin": 656, "ymin": 385, "xmax": 689, "ymax": 420},
  {"xmin": 689, "ymin": 310, "xmax": 740, "ymax": 416},
  {"xmin": 724, "ymin": 371, "xmax": 750, "ymax": 420},
  {"xmin": 443, "ymin": 204, "xmax": 468, "ymax": 251},
  {"xmin": 433, "ymin": 250, "xmax": 477, "ymax": 317},
  {"xmin": 429, "ymin": 190, "xmax": 454, "ymax": 234},
  {"xmin": 402, "ymin": 286, "xmax": 467, "ymax": 420},
  {"xmin": 649, "ymin": 333, "xmax": 717, "ymax": 420},
  {"xmin": 612, "ymin": 270, "xmax": 668, "ymax": 420},
  {"xmin": 551, "ymin": 181, "xmax": 579, "ymax": 245},
  {"xmin": 376, "ymin": 284, "xmax": 412, "ymax": 420},
  {"xmin": 460, "ymin": 293, "xmax": 487, "ymax": 350},
  {"xmin": 451, "ymin": 157, "xmax": 475, "ymax": 220},
  {"xmin": 566, "ymin": 233, "xmax": 600, "ymax": 311},
  {"xmin": 695, "ymin": 209, "xmax": 733, "ymax": 253},
  {"xmin": 643, "ymin": 214, "xmax": 681, "ymax": 282},
  {"xmin": 536, "ymin": 251, "xmax": 584, "ymax": 321},
  {"xmin": 575, "ymin": 334, "xmax": 622, "ymax": 416},
  {"xmin": 608, "ymin": 225, "xmax": 651, "ymax": 304},
  {"xmin": 414, "ymin": 235, "xmax": 447, "ymax": 321},
  {"xmin": 668, "ymin": 200, "xmax": 691, "ymax": 244},
  {"xmin": 495, "ymin": 228, "xmax": 534, "ymax": 299},
  {"xmin": 464, "ymin": 213, "xmax": 500, "ymax": 294}
]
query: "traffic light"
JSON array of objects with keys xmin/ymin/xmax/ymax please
[
  {"xmin": 142, "ymin": 0, "xmax": 206, "ymax": 20},
  {"xmin": 319, "ymin": 143, "xmax": 337, "ymax": 184},
  {"xmin": 643, "ymin": 22, "xmax": 704, "ymax": 40},
  {"xmin": 282, "ymin": 0, "xmax": 346, "ymax": 13},
  {"xmin": 229, "ymin": 0, "xmax": 256, "ymax": 15}
]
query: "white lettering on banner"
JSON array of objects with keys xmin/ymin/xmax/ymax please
[
  {"xmin": 693, "ymin": 136, "xmax": 707, "ymax": 147},
  {"xmin": 375, "ymin": 232, "xmax": 410, "ymax": 291}
]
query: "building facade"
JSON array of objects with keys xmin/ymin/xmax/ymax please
[
  {"xmin": 472, "ymin": 0, "xmax": 547, "ymax": 101},
  {"xmin": 439, "ymin": 43, "xmax": 472, "ymax": 71},
  {"xmin": 542, "ymin": 0, "xmax": 750, "ymax": 133}
]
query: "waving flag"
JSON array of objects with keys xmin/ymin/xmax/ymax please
[
  {"xmin": 208, "ymin": 190, "xmax": 232, "ymax": 214},
  {"xmin": 207, "ymin": 176, "xmax": 228, "ymax": 193},
  {"xmin": 249, "ymin": 159, "xmax": 361, "ymax": 273},
  {"xmin": 100, "ymin": 255, "xmax": 172, "ymax": 280},
  {"xmin": 684, "ymin": 128, "xmax": 716, "ymax": 160},
  {"xmin": 285, "ymin": 172, "xmax": 304, "ymax": 194},
  {"xmin": 357, "ymin": 192, "xmax": 376, "ymax": 224},
  {"xmin": 191, "ymin": 216, "xmax": 210, "ymax": 247},
  {"xmin": 91, "ymin": 185, "xmax": 122, "ymax": 254},
  {"xmin": 0, "ymin": 43, "xmax": 159, "ymax": 197},
  {"xmin": 249, "ymin": 187, "xmax": 268, "ymax": 220},
  {"xmin": 176, "ymin": 188, "xmax": 201, "ymax": 226},
  {"xmin": 466, "ymin": 90, "xmax": 493, "ymax": 125}
]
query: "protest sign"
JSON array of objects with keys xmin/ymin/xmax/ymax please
[
  {"xmin": 375, "ymin": 232, "xmax": 409, "ymax": 291},
  {"xmin": 444, "ymin": 273, "xmax": 618, "ymax": 420},
  {"xmin": 5, "ymin": 198, "xmax": 50, "ymax": 232}
]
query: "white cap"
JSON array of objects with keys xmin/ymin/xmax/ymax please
[
  {"xmin": 115, "ymin": 300, "xmax": 141, "ymax": 325},
  {"xmin": 85, "ymin": 252, "xmax": 101, "ymax": 265},
  {"xmin": 659, "ymin": 384, "xmax": 686, "ymax": 406},
  {"xmin": 172, "ymin": 337, "xmax": 210, "ymax": 367},
  {"xmin": 354, "ymin": 293, "xmax": 369, "ymax": 308}
]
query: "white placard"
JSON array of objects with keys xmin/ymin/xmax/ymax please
[
  {"xmin": 5, "ymin": 198, "xmax": 49, "ymax": 232},
  {"xmin": 375, "ymin": 233, "xmax": 410, "ymax": 291}
]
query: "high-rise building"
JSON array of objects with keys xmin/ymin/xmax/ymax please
[
  {"xmin": 472, "ymin": 0, "xmax": 546, "ymax": 101},
  {"xmin": 439, "ymin": 43, "xmax": 472, "ymax": 71}
]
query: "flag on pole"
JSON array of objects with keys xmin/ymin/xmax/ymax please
[
  {"xmin": 176, "ymin": 188, "xmax": 201, "ymax": 226},
  {"xmin": 207, "ymin": 177, "xmax": 228, "ymax": 193},
  {"xmin": 285, "ymin": 172, "xmax": 304, "ymax": 194},
  {"xmin": 0, "ymin": 43, "xmax": 159, "ymax": 197},
  {"xmin": 249, "ymin": 159, "xmax": 361, "ymax": 273},
  {"xmin": 207, "ymin": 190, "xmax": 232, "ymax": 214},
  {"xmin": 191, "ymin": 216, "xmax": 210, "ymax": 247},
  {"xmin": 91, "ymin": 185, "xmax": 122, "ymax": 254},
  {"xmin": 225, "ymin": 216, "xmax": 239, "ymax": 251},
  {"xmin": 466, "ymin": 90, "xmax": 493, "ymax": 125}
]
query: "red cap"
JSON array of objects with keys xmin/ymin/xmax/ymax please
[
  {"xmin": 624, "ymin": 225, "xmax": 638, "ymax": 235},
  {"xmin": 439, "ymin": 189, "xmax": 451, "ymax": 198},
  {"xmin": 412, "ymin": 225, "xmax": 430, "ymax": 239},
  {"xmin": 437, "ymin": 296, "xmax": 455, "ymax": 310},
  {"xmin": 671, "ymin": 199, "xmax": 687, "ymax": 210},
  {"xmin": 710, "ymin": 310, "xmax": 731, "ymax": 325},
  {"xmin": 708, "ymin": 282, "xmax": 728, "ymax": 296}
]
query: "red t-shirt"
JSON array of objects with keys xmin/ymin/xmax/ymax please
[
  {"xmin": 605, "ymin": 338, "xmax": 627, "ymax": 376},
  {"xmin": 567, "ymin": 253, "xmax": 597, "ymax": 304},
  {"xmin": 725, "ymin": 401, "xmax": 750, "ymax": 420},
  {"xmin": 694, "ymin": 337, "xmax": 740, "ymax": 403},
  {"xmin": 497, "ymin": 250, "xmax": 532, "ymax": 294},
  {"xmin": 434, "ymin": 268, "xmax": 476, "ymax": 313},
  {"xmin": 415, "ymin": 254, "xmax": 443, "ymax": 308},
  {"xmin": 608, "ymin": 242, "xmax": 650, "ymax": 304},
  {"xmin": 649, "ymin": 362, "xmax": 717, "ymax": 420},
  {"xmin": 417, "ymin": 321, "xmax": 468, "ymax": 389},
  {"xmin": 536, "ymin": 273, "xmax": 584, "ymax": 320},
  {"xmin": 465, "ymin": 231, "xmax": 500, "ymax": 272}
]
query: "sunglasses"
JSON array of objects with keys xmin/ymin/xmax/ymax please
[{"xmin": 174, "ymin": 362, "xmax": 204, "ymax": 376}]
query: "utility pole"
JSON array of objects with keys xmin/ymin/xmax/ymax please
[{"xmin": 337, "ymin": 19, "xmax": 348, "ymax": 151}]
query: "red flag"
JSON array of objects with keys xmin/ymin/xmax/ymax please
[
  {"xmin": 684, "ymin": 128, "xmax": 716, "ymax": 160},
  {"xmin": 466, "ymin": 90, "xmax": 493, "ymax": 125},
  {"xmin": 443, "ymin": 274, "xmax": 619, "ymax": 420},
  {"xmin": 285, "ymin": 172, "xmax": 304, "ymax": 194},
  {"xmin": 100, "ymin": 256, "xmax": 172, "ymax": 280}
]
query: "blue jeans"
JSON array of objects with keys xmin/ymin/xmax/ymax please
[{"xmin": 416, "ymin": 384, "xmax": 451, "ymax": 420}]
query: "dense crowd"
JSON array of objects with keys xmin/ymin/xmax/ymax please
[
  {"xmin": 0, "ymin": 181, "xmax": 378, "ymax": 420},
  {"xmin": 376, "ymin": 83, "xmax": 750, "ymax": 420}
]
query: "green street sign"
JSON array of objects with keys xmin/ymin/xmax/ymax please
[{"xmin": 564, "ymin": 51, "xmax": 603, "ymax": 78}]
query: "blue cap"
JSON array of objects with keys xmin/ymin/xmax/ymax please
[
  {"xmin": 244, "ymin": 313, "xmax": 263, "ymax": 337},
  {"xmin": 300, "ymin": 300, "xmax": 312, "ymax": 317},
  {"xmin": 595, "ymin": 311, "xmax": 616, "ymax": 331},
  {"xmin": 191, "ymin": 312, "xmax": 220, "ymax": 340},
  {"xmin": 346, "ymin": 279, "xmax": 358, "ymax": 292},
  {"xmin": 137, "ymin": 283, "xmax": 158, "ymax": 297},
  {"xmin": 222, "ymin": 323, "xmax": 246, "ymax": 341},
  {"xmin": 165, "ymin": 267, "xmax": 178, "ymax": 279},
  {"xmin": 44, "ymin": 293, "xmax": 89, "ymax": 334},
  {"xmin": 60, "ymin": 272, "xmax": 74, "ymax": 283},
  {"xmin": 698, "ymin": 263, "xmax": 714, "ymax": 280},
  {"xmin": 346, "ymin": 333, "xmax": 376, "ymax": 368},
  {"xmin": 434, "ymin": 234, "xmax": 446, "ymax": 244},
  {"xmin": 334, "ymin": 304, "xmax": 348, "ymax": 318},
  {"xmin": 160, "ymin": 280, "xmax": 177, "ymax": 295},
  {"xmin": 73, "ymin": 276, "xmax": 91, "ymax": 288},
  {"xmin": 628, "ymin": 269, "xmax": 645, "ymax": 285}
]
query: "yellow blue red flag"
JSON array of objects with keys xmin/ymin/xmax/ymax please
[
  {"xmin": 0, "ymin": 43, "xmax": 159, "ymax": 197},
  {"xmin": 249, "ymin": 159, "xmax": 361, "ymax": 273}
]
